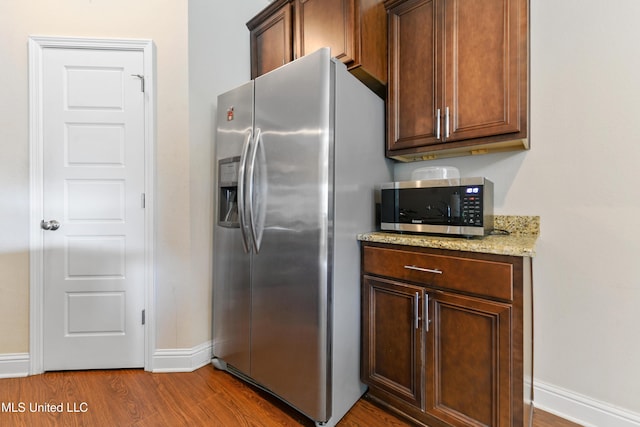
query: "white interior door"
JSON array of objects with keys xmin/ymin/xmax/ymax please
[{"xmin": 41, "ymin": 47, "xmax": 146, "ymax": 370}]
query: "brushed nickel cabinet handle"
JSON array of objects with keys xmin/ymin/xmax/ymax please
[
  {"xmin": 404, "ymin": 265, "xmax": 443, "ymax": 274},
  {"xmin": 445, "ymin": 106, "xmax": 450, "ymax": 138},
  {"xmin": 414, "ymin": 292, "xmax": 420, "ymax": 330},
  {"xmin": 425, "ymin": 293, "xmax": 430, "ymax": 332}
]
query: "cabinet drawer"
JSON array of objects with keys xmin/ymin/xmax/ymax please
[{"xmin": 363, "ymin": 245, "xmax": 513, "ymax": 301}]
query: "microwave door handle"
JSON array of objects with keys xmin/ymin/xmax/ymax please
[
  {"xmin": 237, "ymin": 129, "xmax": 253, "ymax": 253},
  {"xmin": 246, "ymin": 128, "xmax": 263, "ymax": 253}
]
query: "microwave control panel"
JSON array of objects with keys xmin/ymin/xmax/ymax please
[{"xmin": 461, "ymin": 186, "xmax": 483, "ymax": 225}]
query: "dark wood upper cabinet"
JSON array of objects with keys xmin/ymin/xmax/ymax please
[
  {"xmin": 385, "ymin": 0, "xmax": 529, "ymax": 161},
  {"xmin": 248, "ymin": 0, "xmax": 293, "ymax": 78},
  {"xmin": 247, "ymin": 0, "xmax": 387, "ymax": 97},
  {"xmin": 295, "ymin": 0, "xmax": 356, "ymax": 63}
]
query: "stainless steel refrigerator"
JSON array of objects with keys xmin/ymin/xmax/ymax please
[{"xmin": 212, "ymin": 48, "xmax": 391, "ymax": 426}]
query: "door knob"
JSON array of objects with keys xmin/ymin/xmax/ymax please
[{"xmin": 41, "ymin": 220, "xmax": 60, "ymax": 231}]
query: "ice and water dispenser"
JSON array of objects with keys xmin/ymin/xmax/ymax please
[{"xmin": 218, "ymin": 156, "xmax": 240, "ymax": 227}]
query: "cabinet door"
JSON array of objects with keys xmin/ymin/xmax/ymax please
[
  {"xmin": 387, "ymin": 0, "xmax": 443, "ymax": 151},
  {"xmin": 426, "ymin": 291, "xmax": 512, "ymax": 426},
  {"xmin": 249, "ymin": 2, "xmax": 293, "ymax": 78},
  {"xmin": 295, "ymin": 0, "xmax": 356, "ymax": 64},
  {"xmin": 362, "ymin": 275, "xmax": 424, "ymax": 409},
  {"xmin": 443, "ymin": 0, "xmax": 524, "ymax": 142}
]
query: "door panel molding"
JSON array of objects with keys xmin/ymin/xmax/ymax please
[{"xmin": 28, "ymin": 36, "xmax": 156, "ymax": 374}]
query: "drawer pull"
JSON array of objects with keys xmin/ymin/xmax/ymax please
[{"xmin": 404, "ymin": 265, "xmax": 443, "ymax": 274}]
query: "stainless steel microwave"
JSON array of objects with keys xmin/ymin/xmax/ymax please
[{"xmin": 378, "ymin": 177, "xmax": 494, "ymax": 237}]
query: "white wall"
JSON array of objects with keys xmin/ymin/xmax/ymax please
[
  {"xmin": 0, "ymin": 0, "xmax": 266, "ymax": 362},
  {"xmin": 396, "ymin": 0, "xmax": 640, "ymax": 423},
  {"xmin": 185, "ymin": 0, "xmax": 268, "ymax": 348},
  {"xmin": 0, "ymin": 0, "xmax": 191, "ymax": 354}
]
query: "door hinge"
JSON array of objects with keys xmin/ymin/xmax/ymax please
[
  {"xmin": 131, "ymin": 74, "xmax": 145, "ymax": 93},
  {"xmin": 142, "ymin": 309, "xmax": 146, "ymax": 325},
  {"xmin": 141, "ymin": 193, "xmax": 146, "ymax": 208}
]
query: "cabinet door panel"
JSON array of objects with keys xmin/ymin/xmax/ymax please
[
  {"xmin": 296, "ymin": 0, "xmax": 356, "ymax": 63},
  {"xmin": 427, "ymin": 292, "xmax": 512, "ymax": 426},
  {"xmin": 362, "ymin": 276, "xmax": 424, "ymax": 409},
  {"xmin": 387, "ymin": 0, "xmax": 442, "ymax": 150},
  {"xmin": 444, "ymin": 0, "xmax": 522, "ymax": 141},
  {"xmin": 250, "ymin": 2, "xmax": 293, "ymax": 78}
]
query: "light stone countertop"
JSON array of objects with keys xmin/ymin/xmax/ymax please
[{"xmin": 357, "ymin": 215, "xmax": 539, "ymax": 257}]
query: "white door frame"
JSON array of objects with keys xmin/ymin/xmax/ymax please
[{"xmin": 28, "ymin": 36, "xmax": 156, "ymax": 374}]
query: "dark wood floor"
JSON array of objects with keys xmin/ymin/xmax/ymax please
[{"xmin": 0, "ymin": 364, "xmax": 582, "ymax": 426}]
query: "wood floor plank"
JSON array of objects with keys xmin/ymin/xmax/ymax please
[
  {"xmin": 532, "ymin": 408, "xmax": 584, "ymax": 427},
  {"xmin": 0, "ymin": 365, "xmax": 581, "ymax": 426}
]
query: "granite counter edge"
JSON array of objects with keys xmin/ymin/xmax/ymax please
[{"xmin": 357, "ymin": 232, "xmax": 537, "ymax": 258}]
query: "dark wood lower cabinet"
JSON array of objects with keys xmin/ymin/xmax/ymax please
[
  {"xmin": 362, "ymin": 276, "xmax": 424, "ymax": 409},
  {"xmin": 426, "ymin": 292, "xmax": 512, "ymax": 426},
  {"xmin": 362, "ymin": 242, "xmax": 533, "ymax": 427}
]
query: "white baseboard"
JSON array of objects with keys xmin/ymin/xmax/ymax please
[
  {"xmin": 534, "ymin": 380, "xmax": 640, "ymax": 427},
  {"xmin": 0, "ymin": 343, "xmax": 213, "ymax": 378},
  {"xmin": 0, "ymin": 353, "xmax": 30, "ymax": 379},
  {"xmin": 151, "ymin": 341, "xmax": 212, "ymax": 373}
]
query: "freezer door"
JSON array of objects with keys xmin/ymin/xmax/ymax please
[
  {"xmin": 250, "ymin": 48, "xmax": 332, "ymax": 421},
  {"xmin": 212, "ymin": 81, "xmax": 254, "ymax": 375}
]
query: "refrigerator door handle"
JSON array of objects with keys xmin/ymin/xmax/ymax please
[
  {"xmin": 247, "ymin": 127, "xmax": 264, "ymax": 253},
  {"xmin": 237, "ymin": 129, "xmax": 253, "ymax": 253}
]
